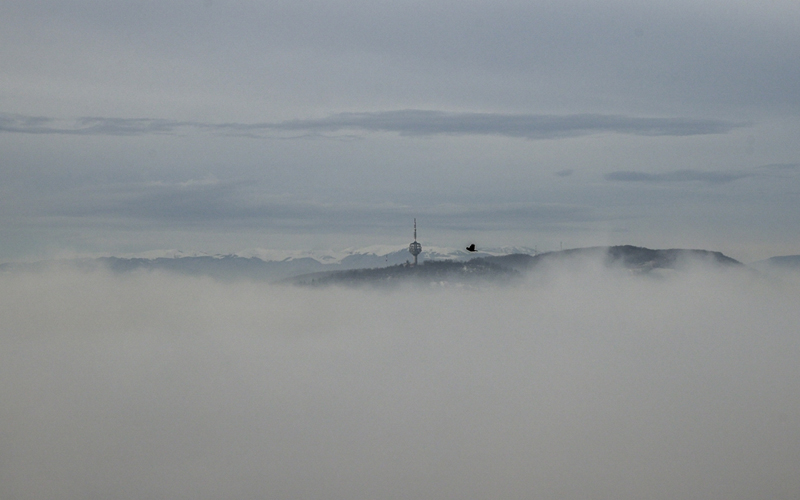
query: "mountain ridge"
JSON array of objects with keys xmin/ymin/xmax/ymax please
[
  {"xmin": 0, "ymin": 245, "xmax": 756, "ymax": 285},
  {"xmin": 288, "ymin": 245, "xmax": 744, "ymax": 287}
]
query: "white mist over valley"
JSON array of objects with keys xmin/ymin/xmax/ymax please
[{"xmin": 2, "ymin": 254, "xmax": 798, "ymax": 499}]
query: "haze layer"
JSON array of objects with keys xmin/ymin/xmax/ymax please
[{"xmin": 1, "ymin": 258, "xmax": 798, "ymax": 499}]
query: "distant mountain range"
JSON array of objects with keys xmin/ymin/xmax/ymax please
[
  {"xmin": 4, "ymin": 245, "xmax": 798, "ymax": 286},
  {"xmin": 0, "ymin": 246, "xmax": 534, "ymax": 282}
]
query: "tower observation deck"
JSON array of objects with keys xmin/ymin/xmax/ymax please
[{"xmin": 408, "ymin": 218, "xmax": 422, "ymax": 265}]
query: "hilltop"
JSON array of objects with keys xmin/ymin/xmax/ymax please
[
  {"xmin": 482, "ymin": 245, "xmax": 742, "ymax": 273},
  {"xmin": 288, "ymin": 245, "xmax": 743, "ymax": 287},
  {"xmin": 287, "ymin": 258, "xmax": 521, "ymax": 287}
]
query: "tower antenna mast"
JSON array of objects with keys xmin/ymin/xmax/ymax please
[{"xmin": 408, "ymin": 218, "xmax": 422, "ymax": 266}]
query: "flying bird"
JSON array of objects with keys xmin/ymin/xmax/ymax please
[{"xmin": 466, "ymin": 244, "xmax": 476, "ymax": 252}]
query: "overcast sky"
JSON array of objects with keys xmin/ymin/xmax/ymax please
[{"xmin": 2, "ymin": 0, "xmax": 800, "ymax": 261}]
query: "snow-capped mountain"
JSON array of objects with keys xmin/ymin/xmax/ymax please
[
  {"xmin": 0, "ymin": 245, "xmax": 538, "ymax": 282},
  {"xmin": 119, "ymin": 245, "xmax": 537, "ymax": 267}
]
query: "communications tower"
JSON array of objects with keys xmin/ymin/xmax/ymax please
[{"xmin": 408, "ymin": 218, "xmax": 422, "ymax": 265}]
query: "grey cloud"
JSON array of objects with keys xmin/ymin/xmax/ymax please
[
  {"xmin": 0, "ymin": 113, "xmax": 188, "ymax": 136},
  {"xmin": 4, "ymin": 1, "xmax": 800, "ymax": 124},
  {"xmin": 222, "ymin": 111, "xmax": 747, "ymax": 139},
  {"xmin": 7, "ymin": 1, "xmax": 799, "ymax": 117},
  {"xmin": 604, "ymin": 170, "xmax": 754, "ymax": 184},
  {"xmin": 0, "ymin": 111, "xmax": 746, "ymax": 140},
  {"xmin": 73, "ymin": 117, "xmax": 186, "ymax": 136},
  {"xmin": 605, "ymin": 164, "xmax": 800, "ymax": 185}
]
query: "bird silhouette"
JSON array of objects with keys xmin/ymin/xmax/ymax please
[{"xmin": 466, "ymin": 244, "xmax": 476, "ymax": 252}]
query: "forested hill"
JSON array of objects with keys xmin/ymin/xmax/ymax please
[
  {"xmin": 289, "ymin": 246, "xmax": 743, "ymax": 287},
  {"xmin": 289, "ymin": 259, "xmax": 519, "ymax": 287}
]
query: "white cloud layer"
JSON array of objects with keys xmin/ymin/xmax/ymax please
[{"xmin": 1, "ymin": 258, "xmax": 799, "ymax": 499}]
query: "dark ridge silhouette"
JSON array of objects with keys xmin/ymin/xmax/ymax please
[
  {"xmin": 484, "ymin": 245, "xmax": 742, "ymax": 273},
  {"xmin": 289, "ymin": 259, "xmax": 520, "ymax": 287}
]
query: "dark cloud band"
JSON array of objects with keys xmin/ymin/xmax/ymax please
[
  {"xmin": 0, "ymin": 111, "xmax": 746, "ymax": 140},
  {"xmin": 604, "ymin": 170, "xmax": 753, "ymax": 184}
]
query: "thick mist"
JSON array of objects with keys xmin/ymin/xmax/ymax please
[{"xmin": 1, "ymin": 259, "xmax": 799, "ymax": 500}]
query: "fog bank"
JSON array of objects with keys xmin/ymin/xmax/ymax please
[{"xmin": 1, "ymin": 261, "xmax": 799, "ymax": 499}]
